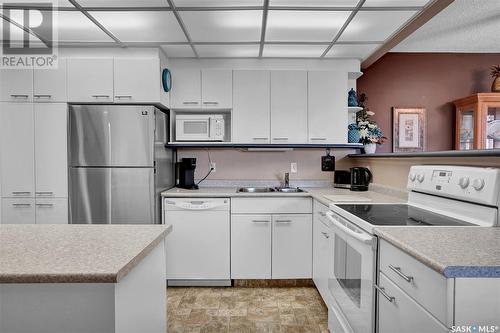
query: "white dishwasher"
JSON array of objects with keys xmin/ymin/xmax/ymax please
[{"xmin": 164, "ymin": 198, "xmax": 230, "ymax": 286}]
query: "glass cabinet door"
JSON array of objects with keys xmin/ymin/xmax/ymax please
[
  {"xmin": 486, "ymin": 106, "xmax": 500, "ymax": 149},
  {"xmin": 458, "ymin": 107, "xmax": 475, "ymax": 150}
]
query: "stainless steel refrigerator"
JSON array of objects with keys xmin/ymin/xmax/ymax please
[{"xmin": 69, "ymin": 105, "xmax": 173, "ymax": 224}]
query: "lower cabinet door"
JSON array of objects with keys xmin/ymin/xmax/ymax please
[
  {"xmin": 35, "ymin": 198, "xmax": 68, "ymax": 224},
  {"xmin": 313, "ymin": 212, "xmax": 331, "ymax": 298},
  {"xmin": 231, "ymin": 214, "xmax": 272, "ymax": 279},
  {"xmin": 1, "ymin": 198, "xmax": 35, "ymax": 224},
  {"xmin": 378, "ymin": 273, "xmax": 449, "ymax": 333},
  {"xmin": 272, "ymin": 214, "xmax": 312, "ymax": 279}
]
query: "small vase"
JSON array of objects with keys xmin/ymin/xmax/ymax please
[
  {"xmin": 363, "ymin": 143, "xmax": 377, "ymax": 154},
  {"xmin": 492, "ymin": 76, "xmax": 500, "ymax": 92}
]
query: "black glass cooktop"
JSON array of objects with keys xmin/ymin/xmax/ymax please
[{"xmin": 336, "ymin": 204, "xmax": 474, "ymax": 227}]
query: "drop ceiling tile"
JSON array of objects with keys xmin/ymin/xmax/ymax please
[
  {"xmin": 196, "ymin": 44, "xmax": 259, "ymax": 57},
  {"xmin": 161, "ymin": 45, "xmax": 195, "ymax": 57},
  {"xmin": 90, "ymin": 11, "xmax": 186, "ymax": 42},
  {"xmin": 53, "ymin": 11, "xmax": 113, "ymax": 42},
  {"xmin": 339, "ymin": 10, "xmax": 418, "ymax": 42},
  {"xmin": 263, "ymin": 44, "xmax": 326, "ymax": 57},
  {"xmin": 180, "ymin": 11, "xmax": 262, "ymax": 42},
  {"xmin": 270, "ymin": 0, "xmax": 358, "ymax": 7},
  {"xmin": 363, "ymin": 0, "xmax": 431, "ymax": 7},
  {"xmin": 267, "ymin": 10, "xmax": 350, "ymax": 42},
  {"xmin": 325, "ymin": 43, "xmax": 380, "ymax": 59},
  {"xmin": 76, "ymin": 0, "xmax": 168, "ymax": 7},
  {"xmin": 173, "ymin": 0, "xmax": 263, "ymax": 6}
]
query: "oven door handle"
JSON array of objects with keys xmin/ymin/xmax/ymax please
[{"xmin": 326, "ymin": 211, "xmax": 373, "ymax": 244}]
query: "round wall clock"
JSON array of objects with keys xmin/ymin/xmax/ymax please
[{"xmin": 162, "ymin": 68, "xmax": 172, "ymax": 92}]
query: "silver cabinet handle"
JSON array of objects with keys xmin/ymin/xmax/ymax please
[
  {"xmin": 34, "ymin": 94, "xmax": 52, "ymax": 99},
  {"xmin": 36, "ymin": 203, "xmax": 54, "ymax": 207},
  {"xmin": 182, "ymin": 101, "xmax": 199, "ymax": 105},
  {"xmin": 252, "ymin": 220, "xmax": 270, "ymax": 223},
  {"xmin": 310, "ymin": 138, "xmax": 327, "ymax": 141},
  {"xmin": 388, "ymin": 265, "xmax": 414, "ymax": 283},
  {"xmin": 92, "ymin": 95, "xmax": 110, "ymax": 98},
  {"xmin": 203, "ymin": 101, "xmax": 219, "ymax": 105},
  {"xmin": 12, "ymin": 191, "xmax": 31, "ymax": 196},
  {"xmin": 375, "ymin": 284, "xmax": 395, "ymax": 303},
  {"xmin": 275, "ymin": 220, "xmax": 292, "ymax": 223},
  {"xmin": 321, "ymin": 231, "xmax": 330, "ymax": 238},
  {"xmin": 10, "ymin": 94, "xmax": 29, "ymax": 99},
  {"xmin": 273, "ymin": 138, "xmax": 288, "ymax": 141},
  {"xmin": 115, "ymin": 95, "xmax": 132, "ymax": 99},
  {"xmin": 35, "ymin": 191, "xmax": 53, "ymax": 196},
  {"xmin": 12, "ymin": 203, "xmax": 31, "ymax": 207}
]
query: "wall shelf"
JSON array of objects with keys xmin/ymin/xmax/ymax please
[
  {"xmin": 348, "ymin": 106, "xmax": 363, "ymax": 112},
  {"xmin": 166, "ymin": 142, "xmax": 363, "ymax": 149},
  {"xmin": 348, "ymin": 149, "xmax": 500, "ymax": 158}
]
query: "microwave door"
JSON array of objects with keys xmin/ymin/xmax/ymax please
[{"xmin": 177, "ymin": 118, "xmax": 210, "ymax": 141}]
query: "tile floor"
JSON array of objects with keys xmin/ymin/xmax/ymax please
[{"xmin": 167, "ymin": 287, "xmax": 329, "ymax": 333}]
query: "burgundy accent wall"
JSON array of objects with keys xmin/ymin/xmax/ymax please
[{"xmin": 357, "ymin": 53, "xmax": 500, "ymax": 152}]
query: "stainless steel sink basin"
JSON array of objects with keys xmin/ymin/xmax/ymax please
[
  {"xmin": 237, "ymin": 187, "xmax": 276, "ymax": 193},
  {"xmin": 275, "ymin": 187, "xmax": 304, "ymax": 193}
]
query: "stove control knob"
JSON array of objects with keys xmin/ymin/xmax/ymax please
[
  {"xmin": 472, "ymin": 178, "xmax": 485, "ymax": 191},
  {"xmin": 417, "ymin": 173, "xmax": 425, "ymax": 183},
  {"xmin": 409, "ymin": 173, "xmax": 416, "ymax": 182},
  {"xmin": 458, "ymin": 177, "xmax": 470, "ymax": 189}
]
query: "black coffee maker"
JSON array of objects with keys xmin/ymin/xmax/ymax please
[
  {"xmin": 176, "ymin": 158, "xmax": 198, "ymax": 190},
  {"xmin": 350, "ymin": 167, "xmax": 372, "ymax": 191}
]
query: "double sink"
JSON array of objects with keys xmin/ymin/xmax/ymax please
[{"xmin": 237, "ymin": 187, "xmax": 305, "ymax": 193}]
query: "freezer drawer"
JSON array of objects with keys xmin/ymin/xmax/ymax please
[{"xmin": 70, "ymin": 167, "xmax": 155, "ymax": 224}]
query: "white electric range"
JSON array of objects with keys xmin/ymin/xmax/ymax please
[{"xmin": 322, "ymin": 165, "xmax": 500, "ymax": 333}]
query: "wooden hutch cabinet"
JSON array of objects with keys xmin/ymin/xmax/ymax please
[{"xmin": 453, "ymin": 93, "xmax": 500, "ymax": 150}]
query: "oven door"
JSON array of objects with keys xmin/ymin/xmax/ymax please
[
  {"xmin": 176, "ymin": 117, "xmax": 211, "ymax": 141},
  {"xmin": 326, "ymin": 211, "xmax": 376, "ymax": 333}
]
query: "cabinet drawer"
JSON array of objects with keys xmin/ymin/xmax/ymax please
[
  {"xmin": 231, "ymin": 197, "xmax": 312, "ymax": 214},
  {"xmin": 1, "ymin": 198, "xmax": 35, "ymax": 224},
  {"xmin": 379, "ymin": 240, "xmax": 449, "ymax": 325},
  {"xmin": 377, "ymin": 273, "xmax": 449, "ymax": 333},
  {"xmin": 35, "ymin": 198, "xmax": 68, "ymax": 224}
]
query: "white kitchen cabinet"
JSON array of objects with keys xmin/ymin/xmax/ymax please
[
  {"xmin": 308, "ymin": 71, "xmax": 348, "ymax": 144},
  {"xmin": 231, "ymin": 214, "xmax": 272, "ymax": 279},
  {"xmin": 170, "ymin": 68, "xmax": 201, "ymax": 109},
  {"xmin": 34, "ymin": 103, "xmax": 68, "ymax": 198},
  {"xmin": 270, "ymin": 71, "xmax": 308, "ymax": 144},
  {"xmin": 67, "ymin": 58, "xmax": 114, "ymax": 103},
  {"xmin": 0, "ymin": 103, "xmax": 35, "ymax": 197},
  {"xmin": 378, "ymin": 273, "xmax": 449, "ymax": 333},
  {"xmin": 272, "ymin": 214, "xmax": 312, "ymax": 279},
  {"xmin": 0, "ymin": 68, "xmax": 33, "ymax": 102},
  {"xmin": 114, "ymin": 58, "xmax": 160, "ymax": 103},
  {"xmin": 33, "ymin": 58, "xmax": 67, "ymax": 102},
  {"xmin": 313, "ymin": 201, "xmax": 331, "ymax": 300},
  {"xmin": 233, "ymin": 70, "xmax": 271, "ymax": 143},
  {"xmin": 201, "ymin": 69, "xmax": 232, "ymax": 109},
  {"xmin": 1, "ymin": 198, "xmax": 35, "ymax": 224},
  {"xmin": 35, "ymin": 198, "xmax": 68, "ymax": 224}
]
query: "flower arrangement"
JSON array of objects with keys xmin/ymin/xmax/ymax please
[{"xmin": 355, "ymin": 93, "xmax": 387, "ymax": 145}]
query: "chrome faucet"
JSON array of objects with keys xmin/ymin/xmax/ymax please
[{"xmin": 284, "ymin": 172, "xmax": 290, "ymax": 188}]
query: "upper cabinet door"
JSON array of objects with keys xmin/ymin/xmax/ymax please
[
  {"xmin": 33, "ymin": 58, "xmax": 67, "ymax": 102},
  {"xmin": 67, "ymin": 58, "xmax": 114, "ymax": 103},
  {"xmin": 34, "ymin": 103, "xmax": 68, "ymax": 198},
  {"xmin": 201, "ymin": 69, "xmax": 232, "ymax": 109},
  {"xmin": 170, "ymin": 68, "xmax": 201, "ymax": 109},
  {"xmin": 270, "ymin": 71, "xmax": 308, "ymax": 144},
  {"xmin": 0, "ymin": 103, "xmax": 35, "ymax": 197},
  {"xmin": 114, "ymin": 58, "xmax": 160, "ymax": 103},
  {"xmin": 0, "ymin": 69, "xmax": 33, "ymax": 102},
  {"xmin": 308, "ymin": 71, "xmax": 348, "ymax": 144},
  {"xmin": 233, "ymin": 70, "xmax": 270, "ymax": 143}
]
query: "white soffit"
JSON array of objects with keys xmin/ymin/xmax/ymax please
[
  {"xmin": 161, "ymin": 45, "xmax": 196, "ymax": 57},
  {"xmin": 326, "ymin": 44, "xmax": 381, "ymax": 60},
  {"xmin": 393, "ymin": 0, "xmax": 500, "ymax": 53}
]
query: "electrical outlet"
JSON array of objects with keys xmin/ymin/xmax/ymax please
[
  {"xmin": 291, "ymin": 162, "xmax": 297, "ymax": 173},
  {"xmin": 210, "ymin": 162, "xmax": 216, "ymax": 172}
]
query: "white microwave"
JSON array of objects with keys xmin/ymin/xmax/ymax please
[{"xmin": 175, "ymin": 114, "xmax": 225, "ymax": 141}]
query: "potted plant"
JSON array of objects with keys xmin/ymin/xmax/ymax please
[
  {"xmin": 491, "ymin": 65, "xmax": 500, "ymax": 92},
  {"xmin": 357, "ymin": 108, "xmax": 387, "ymax": 154}
]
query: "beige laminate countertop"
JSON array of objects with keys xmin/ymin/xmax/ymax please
[
  {"xmin": 375, "ymin": 227, "xmax": 500, "ymax": 278},
  {"xmin": 162, "ymin": 186, "xmax": 405, "ymax": 205},
  {"xmin": 0, "ymin": 224, "xmax": 172, "ymax": 284}
]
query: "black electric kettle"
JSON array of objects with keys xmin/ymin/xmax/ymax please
[{"xmin": 350, "ymin": 167, "xmax": 372, "ymax": 191}]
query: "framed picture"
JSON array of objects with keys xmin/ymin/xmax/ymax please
[{"xmin": 392, "ymin": 107, "xmax": 426, "ymax": 152}]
